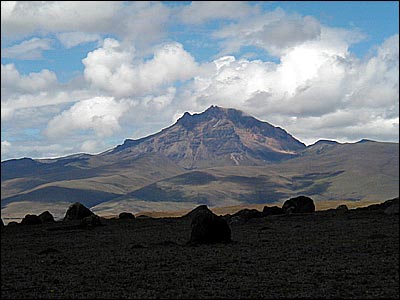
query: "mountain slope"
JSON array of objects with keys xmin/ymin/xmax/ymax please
[
  {"xmin": 106, "ymin": 105, "xmax": 306, "ymax": 169},
  {"xmin": 1, "ymin": 153, "xmax": 185, "ymax": 203},
  {"xmin": 93, "ymin": 140, "xmax": 399, "ymax": 211}
]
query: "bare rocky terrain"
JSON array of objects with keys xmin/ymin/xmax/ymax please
[{"xmin": 1, "ymin": 206, "xmax": 398, "ymax": 299}]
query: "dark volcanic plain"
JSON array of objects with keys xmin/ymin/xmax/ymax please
[{"xmin": 1, "ymin": 208, "xmax": 399, "ymax": 299}]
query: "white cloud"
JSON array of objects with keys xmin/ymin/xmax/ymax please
[
  {"xmin": 116, "ymin": 1, "xmax": 171, "ymax": 49},
  {"xmin": 1, "ymin": 1, "xmax": 171, "ymax": 50},
  {"xmin": 1, "ymin": 140, "xmax": 12, "ymax": 157},
  {"xmin": 45, "ymin": 96, "xmax": 131, "ymax": 138},
  {"xmin": 142, "ymin": 87, "xmax": 176, "ymax": 110},
  {"xmin": 1, "ymin": 64, "xmax": 85, "ymax": 122},
  {"xmin": 1, "ymin": 142, "xmax": 75, "ymax": 160},
  {"xmin": 56, "ymin": 31, "xmax": 101, "ymax": 48},
  {"xmin": 80, "ymin": 140, "xmax": 103, "ymax": 153},
  {"xmin": 82, "ymin": 38, "xmax": 136, "ymax": 96},
  {"xmin": 214, "ymin": 8, "xmax": 365, "ymax": 57},
  {"xmin": 2, "ymin": 37, "xmax": 53, "ymax": 60},
  {"xmin": 82, "ymin": 39, "xmax": 198, "ymax": 97},
  {"xmin": 180, "ymin": 33, "xmax": 398, "ymax": 144},
  {"xmin": 252, "ymin": 16, "xmax": 321, "ymax": 56},
  {"xmin": 1, "ymin": 63, "xmax": 57, "ymax": 93},
  {"xmin": 1, "ymin": 1, "xmax": 121, "ymax": 37},
  {"xmin": 178, "ymin": 1, "xmax": 255, "ymax": 24}
]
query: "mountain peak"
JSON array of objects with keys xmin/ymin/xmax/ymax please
[
  {"xmin": 112, "ymin": 105, "xmax": 306, "ymax": 168},
  {"xmin": 204, "ymin": 104, "xmax": 227, "ymax": 113}
]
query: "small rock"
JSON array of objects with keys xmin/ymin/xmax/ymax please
[
  {"xmin": 336, "ymin": 204, "xmax": 349, "ymax": 212},
  {"xmin": 80, "ymin": 215, "xmax": 102, "ymax": 227},
  {"xmin": 232, "ymin": 208, "xmax": 263, "ymax": 220},
  {"xmin": 262, "ymin": 206, "xmax": 284, "ymax": 216},
  {"xmin": 21, "ymin": 214, "xmax": 41, "ymax": 225},
  {"xmin": 38, "ymin": 211, "xmax": 55, "ymax": 223},
  {"xmin": 384, "ymin": 200, "xmax": 399, "ymax": 215}
]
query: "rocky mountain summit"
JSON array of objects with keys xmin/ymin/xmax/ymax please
[{"xmin": 109, "ymin": 105, "xmax": 306, "ymax": 169}]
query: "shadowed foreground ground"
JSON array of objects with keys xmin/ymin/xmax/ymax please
[{"xmin": 1, "ymin": 209, "xmax": 399, "ymax": 299}]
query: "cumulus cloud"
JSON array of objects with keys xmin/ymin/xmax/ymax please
[
  {"xmin": 142, "ymin": 87, "xmax": 176, "ymax": 110},
  {"xmin": 253, "ymin": 16, "xmax": 321, "ymax": 55},
  {"xmin": 1, "ymin": 1, "xmax": 171, "ymax": 50},
  {"xmin": 1, "ymin": 63, "xmax": 86, "ymax": 122},
  {"xmin": 80, "ymin": 140, "xmax": 103, "ymax": 154},
  {"xmin": 56, "ymin": 31, "xmax": 101, "ymax": 48},
  {"xmin": 178, "ymin": 1, "xmax": 255, "ymax": 24},
  {"xmin": 2, "ymin": 37, "xmax": 53, "ymax": 60},
  {"xmin": 1, "ymin": 63, "xmax": 57, "ymax": 94},
  {"xmin": 180, "ymin": 33, "xmax": 398, "ymax": 144},
  {"xmin": 1, "ymin": 142, "xmax": 75, "ymax": 160},
  {"xmin": 45, "ymin": 97, "xmax": 131, "ymax": 138},
  {"xmin": 116, "ymin": 1, "xmax": 171, "ymax": 49},
  {"xmin": 214, "ymin": 8, "xmax": 364, "ymax": 57},
  {"xmin": 1, "ymin": 140, "xmax": 12, "ymax": 158},
  {"xmin": 1, "ymin": 1, "xmax": 121, "ymax": 38},
  {"xmin": 83, "ymin": 39, "xmax": 198, "ymax": 97}
]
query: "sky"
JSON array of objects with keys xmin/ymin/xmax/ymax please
[{"xmin": 1, "ymin": 1, "xmax": 399, "ymax": 161}]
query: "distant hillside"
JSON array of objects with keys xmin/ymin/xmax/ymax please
[{"xmin": 93, "ymin": 140, "xmax": 398, "ymax": 214}]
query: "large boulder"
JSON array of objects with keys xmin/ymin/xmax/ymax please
[
  {"xmin": 38, "ymin": 211, "xmax": 55, "ymax": 223},
  {"xmin": 262, "ymin": 206, "xmax": 284, "ymax": 216},
  {"xmin": 21, "ymin": 214, "xmax": 42, "ymax": 225},
  {"xmin": 119, "ymin": 212, "xmax": 135, "ymax": 220},
  {"xmin": 182, "ymin": 205, "xmax": 209, "ymax": 220},
  {"xmin": 189, "ymin": 206, "xmax": 231, "ymax": 245},
  {"xmin": 282, "ymin": 196, "xmax": 315, "ymax": 214},
  {"xmin": 63, "ymin": 202, "xmax": 94, "ymax": 221}
]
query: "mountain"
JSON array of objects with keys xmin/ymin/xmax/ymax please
[
  {"xmin": 94, "ymin": 140, "xmax": 398, "ymax": 211},
  {"xmin": 106, "ymin": 105, "xmax": 306, "ymax": 169},
  {"xmin": 1, "ymin": 106, "xmax": 399, "ymax": 221}
]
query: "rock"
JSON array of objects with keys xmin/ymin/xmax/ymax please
[
  {"xmin": 119, "ymin": 212, "xmax": 135, "ymax": 220},
  {"xmin": 136, "ymin": 215, "xmax": 152, "ymax": 219},
  {"xmin": 384, "ymin": 199, "xmax": 399, "ymax": 215},
  {"xmin": 21, "ymin": 214, "xmax": 41, "ymax": 225},
  {"xmin": 182, "ymin": 205, "xmax": 210, "ymax": 220},
  {"xmin": 282, "ymin": 196, "xmax": 315, "ymax": 214},
  {"xmin": 356, "ymin": 197, "xmax": 399, "ymax": 212},
  {"xmin": 7, "ymin": 221, "xmax": 19, "ymax": 227},
  {"xmin": 228, "ymin": 216, "xmax": 245, "ymax": 226},
  {"xmin": 232, "ymin": 208, "xmax": 263, "ymax": 220},
  {"xmin": 189, "ymin": 206, "xmax": 231, "ymax": 245},
  {"xmin": 38, "ymin": 211, "xmax": 55, "ymax": 223},
  {"xmin": 63, "ymin": 202, "xmax": 94, "ymax": 221},
  {"xmin": 1, "ymin": 219, "xmax": 4, "ymax": 227},
  {"xmin": 80, "ymin": 215, "xmax": 102, "ymax": 227},
  {"xmin": 336, "ymin": 204, "xmax": 349, "ymax": 212},
  {"xmin": 262, "ymin": 206, "xmax": 284, "ymax": 216}
]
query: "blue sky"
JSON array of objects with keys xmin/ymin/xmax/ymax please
[{"xmin": 1, "ymin": 1, "xmax": 399, "ymax": 160}]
